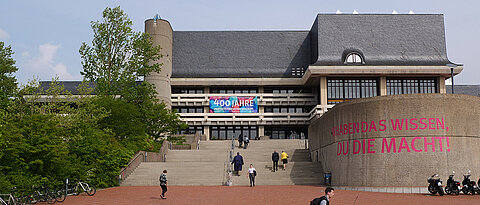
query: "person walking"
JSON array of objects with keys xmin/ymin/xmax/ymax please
[
  {"xmin": 238, "ymin": 134, "xmax": 243, "ymax": 148},
  {"xmin": 244, "ymin": 136, "xmax": 249, "ymax": 149},
  {"xmin": 272, "ymin": 150, "xmax": 279, "ymax": 172},
  {"xmin": 281, "ymin": 151, "xmax": 288, "ymax": 170},
  {"xmin": 159, "ymin": 170, "xmax": 168, "ymax": 199},
  {"xmin": 247, "ymin": 164, "xmax": 257, "ymax": 187},
  {"xmin": 310, "ymin": 187, "xmax": 334, "ymax": 205},
  {"xmin": 231, "ymin": 152, "xmax": 244, "ymax": 176}
]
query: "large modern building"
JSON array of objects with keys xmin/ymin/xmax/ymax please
[
  {"xmin": 143, "ymin": 14, "xmax": 467, "ymax": 140},
  {"xmin": 42, "ymin": 13, "xmax": 480, "ymax": 189}
]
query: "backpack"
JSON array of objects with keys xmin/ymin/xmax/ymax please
[{"xmin": 310, "ymin": 197, "xmax": 326, "ymax": 205}]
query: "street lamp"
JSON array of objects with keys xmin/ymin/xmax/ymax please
[{"xmin": 446, "ymin": 64, "xmax": 458, "ymax": 94}]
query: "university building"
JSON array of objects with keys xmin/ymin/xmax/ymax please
[
  {"xmin": 43, "ymin": 14, "xmax": 480, "ymax": 188},
  {"xmin": 143, "ymin": 14, "xmax": 464, "ymax": 141}
]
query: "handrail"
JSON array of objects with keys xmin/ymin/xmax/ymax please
[
  {"xmin": 118, "ymin": 151, "xmax": 145, "ymax": 184},
  {"xmin": 118, "ymin": 140, "xmax": 172, "ymax": 184}
]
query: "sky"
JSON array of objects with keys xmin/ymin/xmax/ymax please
[{"xmin": 1, "ymin": 0, "xmax": 478, "ymax": 85}]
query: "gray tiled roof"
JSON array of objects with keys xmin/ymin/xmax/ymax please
[
  {"xmin": 311, "ymin": 14, "xmax": 452, "ymax": 66},
  {"xmin": 172, "ymin": 31, "xmax": 311, "ymax": 78},
  {"xmin": 39, "ymin": 81, "xmax": 92, "ymax": 95},
  {"xmin": 446, "ymin": 85, "xmax": 480, "ymax": 97}
]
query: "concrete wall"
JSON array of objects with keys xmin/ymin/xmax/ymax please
[{"xmin": 309, "ymin": 94, "xmax": 480, "ymax": 187}]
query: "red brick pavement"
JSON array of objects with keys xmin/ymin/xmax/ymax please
[{"xmin": 59, "ymin": 186, "xmax": 480, "ymax": 205}]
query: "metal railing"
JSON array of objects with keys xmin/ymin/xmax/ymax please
[
  {"xmin": 118, "ymin": 151, "xmax": 145, "ymax": 184},
  {"xmin": 224, "ymin": 138, "xmax": 235, "ymax": 186},
  {"xmin": 118, "ymin": 140, "xmax": 172, "ymax": 184}
]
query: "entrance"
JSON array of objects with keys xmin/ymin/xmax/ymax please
[
  {"xmin": 210, "ymin": 126, "xmax": 257, "ymax": 140},
  {"xmin": 264, "ymin": 126, "xmax": 308, "ymax": 139}
]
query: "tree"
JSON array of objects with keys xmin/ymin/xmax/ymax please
[
  {"xmin": 79, "ymin": 6, "xmax": 188, "ymax": 140},
  {"xmin": 0, "ymin": 42, "xmax": 18, "ymax": 108},
  {"xmin": 79, "ymin": 6, "xmax": 162, "ymax": 101}
]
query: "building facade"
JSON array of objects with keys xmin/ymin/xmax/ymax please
[{"xmin": 145, "ymin": 14, "xmax": 464, "ymax": 141}]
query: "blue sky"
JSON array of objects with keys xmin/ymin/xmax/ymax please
[{"xmin": 1, "ymin": 0, "xmax": 478, "ymax": 85}]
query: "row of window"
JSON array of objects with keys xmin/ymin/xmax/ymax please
[
  {"xmin": 264, "ymin": 87, "xmax": 312, "ymax": 94},
  {"xmin": 327, "ymin": 79, "xmax": 378, "ymax": 104},
  {"xmin": 173, "ymin": 87, "xmax": 313, "ymax": 94},
  {"xmin": 172, "ymin": 78, "xmax": 438, "ymax": 105},
  {"xmin": 264, "ymin": 126, "xmax": 308, "ymax": 139},
  {"xmin": 210, "ymin": 88, "xmax": 257, "ymax": 94},
  {"xmin": 211, "ymin": 126, "xmax": 257, "ymax": 140},
  {"xmin": 178, "ymin": 126, "xmax": 308, "ymax": 140},
  {"xmin": 264, "ymin": 106, "xmax": 313, "ymax": 113},
  {"xmin": 179, "ymin": 126, "xmax": 204, "ymax": 135},
  {"xmin": 173, "ymin": 106, "xmax": 312, "ymax": 113},
  {"xmin": 386, "ymin": 79, "xmax": 436, "ymax": 95},
  {"xmin": 327, "ymin": 78, "xmax": 437, "ymax": 104},
  {"xmin": 174, "ymin": 107, "xmax": 204, "ymax": 113}
]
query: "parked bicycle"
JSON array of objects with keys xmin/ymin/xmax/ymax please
[
  {"xmin": 69, "ymin": 179, "xmax": 96, "ymax": 196},
  {"xmin": 0, "ymin": 187, "xmax": 32, "ymax": 205},
  {"xmin": 29, "ymin": 185, "xmax": 56, "ymax": 204}
]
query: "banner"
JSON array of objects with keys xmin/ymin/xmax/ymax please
[{"xmin": 209, "ymin": 96, "xmax": 258, "ymax": 113}]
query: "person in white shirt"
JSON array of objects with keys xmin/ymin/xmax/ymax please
[{"xmin": 247, "ymin": 164, "xmax": 256, "ymax": 187}]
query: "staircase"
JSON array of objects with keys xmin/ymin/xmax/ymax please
[{"xmin": 121, "ymin": 139, "xmax": 324, "ymax": 186}]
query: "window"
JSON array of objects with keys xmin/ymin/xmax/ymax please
[
  {"xmin": 173, "ymin": 106, "xmax": 204, "ymax": 113},
  {"xmin": 210, "ymin": 87, "xmax": 258, "ymax": 94},
  {"xmin": 345, "ymin": 53, "xmax": 363, "ymax": 64},
  {"xmin": 264, "ymin": 87, "xmax": 312, "ymax": 94},
  {"xmin": 264, "ymin": 106, "xmax": 311, "ymax": 113},
  {"xmin": 291, "ymin": 67, "xmax": 305, "ymax": 77},
  {"xmin": 172, "ymin": 87, "xmax": 204, "ymax": 94},
  {"xmin": 265, "ymin": 126, "xmax": 308, "ymax": 139},
  {"xmin": 387, "ymin": 78, "xmax": 437, "ymax": 95},
  {"xmin": 210, "ymin": 126, "xmax": 258, "ymax": 140},
  {"xmin": 327, "ymin": 78, "xmax": 378, "ymax": 104},
  {"xmin": 179, "ymin": 126, "xmax": 203, "ymax": 134}
]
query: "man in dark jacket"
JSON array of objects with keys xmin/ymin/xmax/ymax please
[
  {"xmin": 231, "ymin": 152, "xmax": 244, "ymax": 176},
  {"xmin": 238, "ymin": 134, "xmax": 243, "ymax": 148},
  {"xmin": 271, "ymin": 150, "xmax": 279, "ymax": 172}
]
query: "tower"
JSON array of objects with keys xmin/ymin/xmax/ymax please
[{"xmin": 144, "ymin": 17, "xmax": 173, "ymax": 109}]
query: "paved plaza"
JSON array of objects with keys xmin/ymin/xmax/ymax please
[{"xmin": 60, "ymin": 185, "xmax": 480, "ymax": 205}]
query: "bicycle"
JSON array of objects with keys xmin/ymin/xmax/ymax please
[
  {"xmin": 29, "ymin": 185, "xmax": 56, "ymax": 204},
  {"xmin": 0, "ymin": 187, "xmax": 32, "ymax": 205},
  {"xmin": 71, "ymin": 179, "xmax": 96, "ymax": 196}
]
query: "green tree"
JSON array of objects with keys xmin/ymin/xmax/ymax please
[
  {"xmin": 79, "ymin": 6, "xmax": 162, "ymax": 101},
  {"xmin": 0, "ymin": 42, "xmax": 18, "ymax": 108}
]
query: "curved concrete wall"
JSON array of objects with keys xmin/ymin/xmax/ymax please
[
  {"xmin": 145, "ymin": 19, "xmax": 173, "ymax": 108},
  {"xmin": 309, "ymin": 94, "xmax": 480, "ymax": 187}
]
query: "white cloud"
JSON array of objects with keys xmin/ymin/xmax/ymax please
[
  {"xmin": 25, "ymin": 43, "xmax": 80, "ymax": 81},
  {"xmin": 0, "ymin": 28, "xmax": 8, "ymax": 39}
]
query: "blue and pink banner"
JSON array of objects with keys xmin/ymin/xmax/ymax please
[{"xmin": 209, "ymin": 96, "xmax": 258, "ymax": 113}]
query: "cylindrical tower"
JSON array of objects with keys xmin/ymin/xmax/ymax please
[{"xmin": 144, "ymin": 17, "xmax": 173, "ymax": 109}]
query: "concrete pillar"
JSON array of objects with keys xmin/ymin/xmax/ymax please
[
  {"xmin": 438, "ymin": 76, "xmax": 446, "ymax": 93},
  {"xmin": 259, "ymin": 126, "xmax": 265, "ymax": 137},
  {"xmin": 144, "ymin": 18, "xmax": 173, "ymax": 109},
  {"xmin": 204, "ymin": 126, "xmax": 210, "ymax": 141},
  {"xmin": 319, "ymin": 77, "xmax": 327, "ymax": 106},
  {"xmin": 380, "ymin": 76, "xmax": 387, "ymax": 96}
]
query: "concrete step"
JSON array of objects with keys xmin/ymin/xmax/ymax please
[{"xmin": 122, "ymin": 139, "xmax": 320, "ymax": 186}]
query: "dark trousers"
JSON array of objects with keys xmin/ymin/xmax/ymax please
[
  {"xmin": 160, "ymin": 185, "xmax": 167, "ymax": 196},
  {"xmin": 273, "ymin": 161, "xmax": 278, "ymax": 172},
  {"xmin": 249, "ymin": 173, "xmax": 255, "ymax": 187},
  {"xmin": 244, "ymin": 142, "xmax": 248, "ymax": 149}
]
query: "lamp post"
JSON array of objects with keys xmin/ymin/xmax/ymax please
[{"xmin": 446, "ymin": 64, "xmax": 458, "ymax": 94}]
